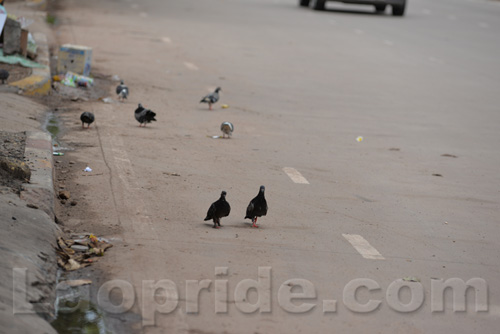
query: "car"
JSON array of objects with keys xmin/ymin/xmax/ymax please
[{"xmin": 299, "ymin": 0, "xmax": 407, "ymax": 17}]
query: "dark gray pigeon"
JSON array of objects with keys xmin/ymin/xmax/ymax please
[
  {"xmin": 116, "ymin": 80, "xmax": 129, "ymax": 101},
  {"xmin": 245, "ymin": 186, "xmax": 268, "ymax": 228},
  {"xmin": 80, "ymin": 112, "xmax": 95, "ymax": 129},
  {"xmin": 134, "ymin": 103, "xmax": 156, "ymax": 127},
  {"xmin": 204, "ymin": 191, "xmax": 231, "ymax": 229},
  {"xmin": 200, "ymin": 87, "xmax": 221, "ymax": 110},
  {"xmin": 0, "ymin": 69, "xmax": 9, "ymax": 84}
]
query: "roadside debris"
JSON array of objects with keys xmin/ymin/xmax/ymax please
[
  {"xmin": 59, "ymin": 279, "xmax": 92, "ymax": 287},
  {"xmin": 402, "ymin": 277, "xmax": 421, "ymax": 282},
  {"xmin": 163, "ymin": 172, "xmax": 181, "ymax": 176},
  {"xmin": 441, "ymin": 154, "xmax": 457, "ymax": 158},
  {"xmin": 356, "ymin": 136, "xmax": 363, "ymax": 142},
  {"xmin": 56, "ymin": 234, "xmax": 112, "ymax": 271},
  {"xmin": 57, "ymin": 44, "xmax": 93, "ymax": 76},
  {"xmin": 432, "ymin": 173, "xmax": 443, "ymax": 177},
  {"xmin": 100, "ymin": 97, "xmax": 113, "ymax": 104},
  {"xmin": 61, "ymin": 71, "xmax": 94, "ymax": 88},
  {"xmin": 58, "ymin": 190, "xmax": 70, "ymax": 200},
  {"xmin": 84, "ymin": 166, "xmax": 92, "ymax": 172},
  {"xmin": 221, "ymin": 104, "xmax": 229, "ymax": 109}
]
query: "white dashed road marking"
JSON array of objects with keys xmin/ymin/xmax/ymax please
[
  {"xmin": 283, "ymin": 167, "xmax": 309, "ymax": 184},
  {"xmin": 342, "ymin": 234, "xmax": 385, "ymax": 260},
  {"xmin": 184, "ymin": 62, "xmax": 199, "ymax": 71}
]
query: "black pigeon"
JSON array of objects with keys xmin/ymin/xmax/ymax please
[
  {"xmin": 0, "ymin": 69, "xmax": 9, "ymax": 84},
  {"xmin": 134, "ymin": 103, "xmax": 156, "ymax": 127},
  {"xmin": 80, "ymin": 112, "xmax": 95, "ymax": 129},
  {"xmin": 204, "ymin": 191, "xmax": 231, "ymax": 229},
  {"xmin": 116, "ymin": 80, "xmax": 129, "ymax": 101},
  {"xmin": 245, "ymin": 185, "xmax": 268, "ymax": 228},
  {"xmin": 200, "ymin": 87, "xmax": 221, "ymax": 110}
]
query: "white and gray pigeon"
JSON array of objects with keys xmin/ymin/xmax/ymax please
[
  {"xmin": 220, "ymin": 122, "xmax": 234, "ymax": 138},
  {"xmin": 116, "ymin": 80, "xmax": 129, "ymax": 101},
  {"xmin": 200, "ymin": 87, "xmax": 221, "ymax": 110},
  {"xmin": 134, "ymin": 103, "xmax": 157, "ymax": 127}
]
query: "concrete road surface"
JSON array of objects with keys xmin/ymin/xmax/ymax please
[{"xmin": 53, "ymin": 0, "xmax": 500, "ymax": 332}]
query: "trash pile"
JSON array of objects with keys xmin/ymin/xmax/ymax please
[
  {"xmin": 54, "ymin": 44, "xmax": 94, "ymax": 88},
  {"xmin": 56, "ymin": 234, "xmax": 112, "ymax": 271}
]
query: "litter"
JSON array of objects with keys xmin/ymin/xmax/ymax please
[
  {"xmin": 221, "ymin": 104, "xmax": 229, "ymax": 109},
  {"xmin": 402, "ymin": 277, "xmax": 421, "ymax": 282},
  {"xmin": 356, "ymin": 136, "xmax": 363, "ymax": 142},
  {"xmin": 111, "ymin": 74, "xmax": 121, "ymax": 81},
  {"xmin": 53, "ymin": 152, "xmax": 64, "ymax": 156},
  {"xmin": 208, "ymin": 135, "xmax": 222, "ymax": 139},
  {"xmin": 84, "ymin": 167, "xmax": 92, "ymax": 172},
  {"xmin": 101, "ymin": 97, "xmax": 113, "ymax": 104},
  {"xmin": 61, "ymin": 71, "xmax": 94, "ymax": 88},
  {"xmin": 60, "ymin": 279, "xmax": 92, "ymax": 287},
  {"xmin": 56, "ymin": 235, "xmax": 113, "ymax": 272}
]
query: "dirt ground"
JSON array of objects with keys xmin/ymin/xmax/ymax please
[{"xmin": 0, "ymin": 131, "xmax": 26, "ymax": 190}]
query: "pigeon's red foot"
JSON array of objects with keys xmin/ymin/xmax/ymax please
[{"xmin": 252, "ymin": 223, "xmax": 259, "ymax": 228}]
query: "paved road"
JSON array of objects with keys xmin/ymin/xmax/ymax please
[{"xmin": 57, "ymin": 0, "xmax": 500, "ymax": 332}]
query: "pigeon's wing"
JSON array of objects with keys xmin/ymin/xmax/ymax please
[
  {"xmin": 200, "ymin": 93, "xmax": 211, "ymax": 103},
  {"xmin": 204, "ymin": 203, "xmax": 216, "ymax": 221},
  {"xmin": 261, "ymin": 199, "xmax": 268, "ymax": 216},
  {"xmin": 116, "ymin": 85, "xmax": 121, "ymax": 94},
  {"xmin": 211, "ymin": 92, "xmax": 219, "ymax": 103},
  {"xmin": 245, "ymin": 200, "xmax": 254, "ymax": 219}
]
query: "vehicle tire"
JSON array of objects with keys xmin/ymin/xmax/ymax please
[
  {"xmin": 310, "ymin": 0, "xmax": 326, "ymax": 11},
  {"xmin": 392, "ymin": 2, "xmax": 406, "ymax": 16},
  {"xmin": 375, "ymin": 4, "xmax": 387, "ymax": 12},
  {"xmin": 299, "ymin": 0, "xmax": 310, "ymax": 7}
]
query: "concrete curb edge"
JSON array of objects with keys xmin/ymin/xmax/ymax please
[
  {"xmin": 20, "ymin": 131, "xmax": 55, "ymax": 219},
  {"xmin": 9, "ymin": 32, "xmax": 51, "ymax": 96}
]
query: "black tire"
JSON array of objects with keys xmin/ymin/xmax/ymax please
[
  {"xmin": 299, "ymin": 0, "xmax": 310, "ymax": 6},
  {"xmin": 392, "ymin": 2, "xmax": 406, "ymax": 16},
  {"xmin": 375, "ymin": 4, "xmax": 387, "ymax": 12},
  {"xmin": 310, "ymin": 0, "xmax": 326, "ymax": 11}
]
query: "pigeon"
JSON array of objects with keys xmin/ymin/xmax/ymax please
[
  {"xmin": 200, "ymin": 87, "xmax": 221, "ymax": 110},
  {"xmin": 245, "ymin": 185, "xmax": 268, "ymax": 228},
  {"xmin": 0, "ymin": 69, "xmax": 9, "ymax": 84},
  {"xmin": 80, "ymin": 112, "xmax": 95, "ymax": 129},
  {"xmin": 134, "ymin": 103, "xmax": 157, "ymax": 127},
  {"xmin": 116, "ymin": 80, "xmax": 129, "ymax": 101},
  {"xmin": 204, "ymin": 190, "xmax": 231, "ymax": 229},
  {"xmin": 220, "ymin": 122, "xmax": 234, "ymax": 139}
]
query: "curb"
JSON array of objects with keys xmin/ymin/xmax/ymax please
[
  {"xmin": 20, "ymin": 131, "xmax": 55, "ymax": 219},
  {"xmin": 9, "ymin": 32, "xmax": 51, "ymax": 96}
]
